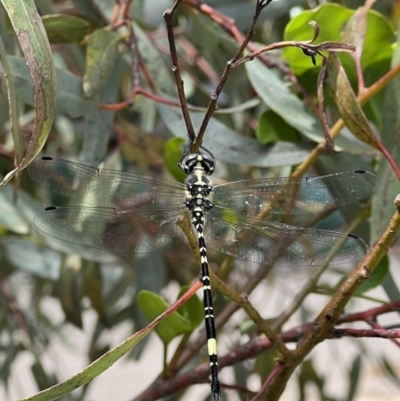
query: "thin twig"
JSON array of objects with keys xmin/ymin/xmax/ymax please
[
  {"xmin": 134, "ymin": 300, "xmax": 400, "ymax": 400},
  {"xmin": 317, "ymin": 58, "xmax": 334, "ymax": 150},
  {"xmin": 164, "ymin": 1, "xmax": 196, "ymax": 142},
  {"xmin": 192, "ymin": 0, "xmax": 274, "ymax": 152},
  {"xmin": 257, "ymin": 199, "xmax": 400, "ymax": 401}
]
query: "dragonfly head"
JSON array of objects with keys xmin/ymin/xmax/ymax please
[{"xmin": 179, "ymin": 152, "xmax": 215, "ymax": 176}]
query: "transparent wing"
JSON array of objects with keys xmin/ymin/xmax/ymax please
[
  {"xmin": 213, "ymin": 170, "xmax": 378, "ymax": 222},
  {"xmin": 33, "ymin": 206, "xmax": 188, "ymax": 254},
  {"xmin": 28, "ymin": 157, "xmax": 186, "ymax": 211},
  {"xmin": 204, "ymin": 217, "xmax": 368, "ymax": 267}
]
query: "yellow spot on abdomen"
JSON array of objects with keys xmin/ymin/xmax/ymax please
[{"xmin": 208, "ymin": 338, "xmax": 217, "ymax": 356}]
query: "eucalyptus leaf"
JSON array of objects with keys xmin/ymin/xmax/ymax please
[
  {"xmin": 356, "ymin": 255, "xmax": 389, "ymax": 294},
  {"xmin": 0, "ymin": 183, "xmax": 41, "ymax": 234},
  {"xmin": 346, "ymin": 354, "xmax": 362, "ymax": 401},
  {"xmin": 371, "ymin": 28, "xmax": 400, "ymax": 244},
  {"xmin": 80, "ymin": 57, "xmax": 127, "ymax": 166},
  {"xmin": 83, "ymin": 29, "xmax": 123, "ymax": 97},
  {"xmin": 326, "ymin": 53, "xmax": 380, "ymax": 149},
  {"xmin": 176, "ymin": 285, "xmax": 203, "ymax": 330},
  {"xmin": 6, "ymin": 55, "xmax": 95, "ymax": 118},
  {"xmin": 42, "ymin": 14, "xmax": 94, "ymax": 44},
  {"xmin": 158, "ymin": 103, "xmax": 312, "ymax": 167},
  {"xmin": 245, "ymin": 57, "xmax": 374, "ymax": 154},
  {"xmin": 0, "ymin": 238, "xmax": 61, "ymax": 280},
  {"xmin": 164, "ymin": 137, "xmax": 186, "ymax": 182},
  {"xmin": 0, "ymin": 0, "xmax": 56, "ymax": 185},
  {"xmin": 57, "ymin": 257, "xmax": 83, "ymax": 328},
  {"xmin": 134, "ymin": 22, "xmax": 176, "ymax": 95},
  {"xmin": 256, "ymin": 110, "xmax": 299, "ymax": 144},
  {"xmin": 283, "ymin": 4, "xmax": 393, "ymax": 77},
  {"xmin": 138, "ymin": 290, "xmax": 192, "ymax": 345},
  {"xmin": 82, "ymin": 261, "xmax": 107, "ymax": 324}
]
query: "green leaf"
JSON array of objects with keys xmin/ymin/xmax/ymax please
[
  {"xmin": 383, "ymin": 273, "xmax": 400, "ymax": 303},
  {"xmin": 42, "ymin": 14, "xmax": 94, "ymax": 44},
  {"xmin": 284, "ymin": 4, "xmax": 352, "ymax": 73},
  {"xmin": 16, "ymin": 312, "xmax": 160, "ymax": 400},
  {"xmin": 82, "ymin": 261, "xmax": 108, "ymax": 324},
  {"xmin": 0, "ymin": 238, "xmax": 61, "ymax": 280},
  {"xmin": 0, "ymin": 0, "xmax": 57, "ymax": 185},
  {"xmin": 83, "ymin": 28, "xmax": 123, "ymax": 97},
  {"xmin": 0, "ymin": 185, "xmax": 35, "ymax": 235},
  {"xmin": 297, "ymin": 359, "xmax": 325, "ymax": 399},
  {"xmin": 255, "ymin": 347, "xmax": 279, "ymax": 379},
  {"xmin": 326, "ymin": 53, "xmax": 380, "ymax": 149},
  {"xmin": 176, "ymin": 285, "xmax": 203, "ymax": 330},
  {"xmin": 138, "ymin": 290, "xmax": 192, "ymax": 346},
  {"xmin": 158, "ymin": 103, "xmax": 312, "ymax": 167},
  {"xmin": 31, "ymin": 360, "xmax": 57, "ymax": 391},
  {"xmin": 256, "ymin": 110, "xmax": 299, "ymax": 145},
  {"xmin": 0, "ymin": 33, "xmax": 20, "ymax": 161},
  {"xmin": 356, "ymin": 9, "xmax": 393, "ymax": 76},
  {"xmin": 6, "ymin": 55, "xmax": 95, "ymax": 118},
  {"xmin": 340, "ymin": 2, "xmax": 370, "ymax": 70},
  {"xmin": 283, "ymin": 4, "xmax": 393, "ymax": 77},
  {"xmin": 356, "ymin": 255, "xmax": 389, "ymax": 294},
  {"xmin": 381, "ymin": 356, "xmax": 400, "ymax": 386},
  {"xmin": 80, "ymin": 57, "xmax": 126, "ymax": 165},
  {"xmin": 56, "ymin": 257, "xmax": 83, "ymax": 328},
  {"xmin": 371, "ymin": 27, "xmax": 400, "ymax": 244},
  {"xmin": 245, "ymin": 58, "xmax": 374, "ymax": 154},
  {"xmin": 345, "ymin": 354, "xmax": 362, "ymax": 401},
  {"xmin": 164, "ymin": 137, "xmax": 186, "ymax": 182},
  {"xmin": 0, "ymin": 344, "xmax": 22, "ymax": 384},
  {"xmin": 71, "ymin": 0, "xmax": 105, "ymax": 25},
  {"xmin": 134, "ymin": 22, "xmax": 175, "ymax": 95}
]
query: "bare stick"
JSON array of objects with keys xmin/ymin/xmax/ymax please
[
  {"xmin": 164, "ymin": 1, "xmax": 196, "ymax": 142},
  {"xmin": 317, "ymin": 58, "xmax": 334, "ymax": 150},
  {"xmin": 192, "ymin": 0, "xmax": 274, "ymax": 152}
]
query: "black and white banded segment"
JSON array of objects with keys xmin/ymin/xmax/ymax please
[{"xmin": 27, "ymin": 155, "xmax": 378, "ymax": 400}]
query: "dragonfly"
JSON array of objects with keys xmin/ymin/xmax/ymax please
[{"xmin": 28, "ymin": 153, "xmax": 378, "ymax": 401}]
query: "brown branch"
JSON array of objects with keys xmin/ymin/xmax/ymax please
[
  {"xmin": 257, "ymin": 198, "xmax": 400, "ymax": 401},
  {"xmin": 164, "ymin": 1, "xmax": 196, "ymax": 142},
  {"xmin": 192, "ymin": 0, "xmax": 274, "ymax": 152},
  {"xmin": 134, "ymin": 299, "xmax": 400, "ymax": 400},
  {"xmin": 331, "ymin": 327, "xmax": 400, "ymax": 339}
]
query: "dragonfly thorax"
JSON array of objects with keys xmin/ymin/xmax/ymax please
[
  {"xmin": 181, "ymin": 152, "xmax": 214, "ymax": 213},
  {"xmin": 185, "ymin": 177, "xmax": 213, "ymax": 212}
]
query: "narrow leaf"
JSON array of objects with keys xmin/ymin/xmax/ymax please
[
  {"xmin": 345, "ymin": 354, "xmax": 362, "ymax": 401},
  {"xmin": 326, "ymin": 53, "xmax": 380, "ymax": 148},
  {"xmin": 83, "ymin": 28, "xmax": 122, "ymax": 97},
  {"xmin": 356, "ymin": 256, "xmax": 389, "ymax": 294},
  {"xmin": 371, "ymin": 27, "xmax": 400, "ymax": 243},
  {"xmin": 16, "ymin": 288, "xmax": 196, "ymax": 401},
  {"xmin": 159, "ymin": 103, "xmax": 313, "ymax": 167},
  {"xmin": 82, "ymin": 261, "xmax": 108, "ymax": 324},
  {"xmin": 164, "ymin": 137, "xmax": 186, "ymax": 182},
  {"xmin": 0, "ymin": 34, "xmax": 20, "ymax": 162},
  {"xmin": 256, "ymin": 111, "xmax": 299, "ymax": 145},
  {"xmin": 341, "ymin": 0, "xmax": 377, "ymax": 66},
  {"xmin": 138, "ymin": 290, "xmax": 192, "ymax": 345},
  {"xmin": 176, "ymin": 285, "xmax": 203, "ymax": 330},
  {"xmin": 0, "ymin": 238, "xmax": 61, "ymax": 280},
  {"xmin": 0, "ymin": 0, "xmax": 56, "ymax": 185},
  {"xmin": 42, "ymin": 14, "xmax": 94, "ymax": 44},
  {"xmin": 56, "ymin": 258, "xmax": 83, "ymax": 328},
  {"xmin": 246, "ymin": 57, "xmax": 374, "ymax": 154},
  {"xmin": 6, "ymin": 56, "xmax": 94, "ymax": 118}
]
